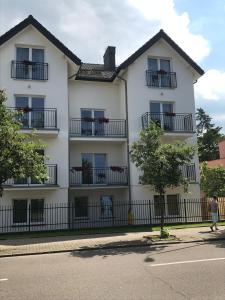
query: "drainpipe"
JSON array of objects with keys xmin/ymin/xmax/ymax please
[{"xmin": 116, "ymin": 75, "xmax": 132, "ymax": 207}]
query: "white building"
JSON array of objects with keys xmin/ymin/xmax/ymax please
[{"xmin": 0, "ymin": 15, "xmax": 204, "ymax": 230}]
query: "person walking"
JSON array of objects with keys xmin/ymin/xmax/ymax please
[{"xmin": 208, "ymin": 196, "xmax": 219, "ymax": 231}]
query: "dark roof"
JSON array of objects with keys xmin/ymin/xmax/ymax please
[
  {"xmin": 117, "ymin": 29, "xmax": 204, "ymax": 76},
  {"xmin": 0, "ymin": 15, "xmax": 81, "ymax": 65},
  {"xmin": 76, "ymin": 63, "xmax": 115, "ymax": 82}
]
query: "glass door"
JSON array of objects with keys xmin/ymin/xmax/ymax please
[
  {"xmin": 16, "ymin": 47, "xmax": 29, "ymax": 79},
  {"xmin": 82, "ymin": 154, "xmax": 93, "ymax": 184},
  {"xmin": 81, "ymin": 109, "xmax": 92, "ymax": 136},
  {"xmin": 148, "ymin": 58, "xmax": 159, "ymax": 87},
  {"xmin": 94, "ymin": 110, "xmax": 105, "ymax": 136},
  {"xmin": 150, "ymin": 102, "xmax": 161, "ymax": 127},
  {"xmin": 94, "ymin": 154, "xmax": 106, "ymax": 184},
  {"xmin": 15, "ymin": 96, "xmax": 29, "ymax": 128},
  {"xmin": 160, "ymin": 59, "xmax": 171, "ymax": 87},
  {"xmin": 32, "ymin": 49, "xmax": 44, "ymax": 80},
  {"xmin": 31, "ymin": 97, "xmax": 44, "ymax": 128},
  {"xmin": 162, "ymin": 103, "xmax": 174, "ymax": 130}
]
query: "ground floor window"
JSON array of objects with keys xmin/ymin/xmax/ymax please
[
  {"xmin": 100, "ymin": 196, "xmax": 113, "ymax": 218},
  {"xmin": 13, "ymin": 199, "xmax": 45, "ymax": 224},
  {"xmin": 74, "ymin": 197, "xmax": 88, "ymax": 218},
  {"xmin": 154, "ymin": 194, "xmax": 179, "ymax": 217}
]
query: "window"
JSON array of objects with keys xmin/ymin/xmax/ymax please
[
  {"xmin": 81, "ymin": 109, "xmax": 105, "ymax": 136},
  {"xmin": 13, "ymin": 199, "xmax": 27, "ymax": 223},
  {"xmin": 100, "ymin": 196, "xmax": 113, "ymax": 218},
  {"xmin": 13, "ymin": 199, "xmax": 45, "ymax": 224},
  {"xmin": 31, "ymin": 199, "xmax": 44, "ymax": 222},
  {"xmin": 15, "ymin": 47, "xmax": 46, "ymax": 80},
  {"xmin": 82, "ymin": 153, "xmax": 107, "ymax": 184},
  {"xmin": 74, "ymin": 197, "xmax": 88, "ymax": 218},
  {"xmin": 154, "ymin": 195, "xmax": 180, "ymax": 217},
  {"xmin": 15, "ymin": 96, "xmax": 45, "ymax": 129},
  {"xmin": 150, "ymin": 101, "xmax": 174, "ymax": 131},
  {"xmin": 147, "ymin": 58, "xmax": 176, "ymax": 88}
]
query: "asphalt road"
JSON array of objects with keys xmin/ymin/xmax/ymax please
[{"xmin": 0, "ymin": 240, "xmax": 225, "ymax": 300}]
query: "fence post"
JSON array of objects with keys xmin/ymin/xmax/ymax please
[
  {"xmin": 149, "ymin": 200, "xmax": 152, "ymax": 227},
  {"xmin": 184, "ymin": 199, "xmax": 187, "ymax": 223},
  {"xmin": 28, "ymin": 204, "xmax": 31, "ymax": 232}
]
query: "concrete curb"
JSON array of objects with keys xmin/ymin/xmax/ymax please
[{"xmin": 0, "ymin": 236, "xmax": 224, "ymax": 258}]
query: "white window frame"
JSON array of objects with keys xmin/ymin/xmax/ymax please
[
  {"xmin": 100, "ymin": 195, "xmax": 113, "ymax": 219},
  {"xmin": 153, "ymin": 194, "xmax": 180, "ymax": 217},
  {"xmin": 73, "ymin": 197, "xmax": 89, "ymax": 220}
]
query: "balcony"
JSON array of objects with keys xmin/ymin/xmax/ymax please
[
  {"xmin": 3, "ymin": 164, "xmax": 58, "ymax": 187},
  {"xmin": 70, "ymin": 166, "xmax": 128, "ymax": 187},
  {"xmin": 12, "ymin": 107, "xmax": 58, "ymax": 134},
  {"xmin": 70, "ymin": 118, "xmax": 126, "ymax": 138},
  {"xmin": 180, "ymin": 164, "xmax": 196, "ymax": 182},
  {"xmin": 146, "ymin": 70, "xmax": 177, "ymax": 88},
  {"xmin": 11, "ymin": 60, "xmax": 48, "ymax": 80},
  {"xmin": 142, "ymin": 112, "xmax": 194, "ymax": 133}
]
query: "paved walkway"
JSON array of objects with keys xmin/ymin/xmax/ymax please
[{"xmin": 0, "ymin": 226, "xmax": 224, "ymax": 257}]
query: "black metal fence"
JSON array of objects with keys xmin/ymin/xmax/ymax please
[
  {"xmin": 11, "ymin": 61, "xmax": 48, "ymax": 80},
  {"xmin": 12, "ymin": 107, "xmax": 57, "ymax": 130},
  {"xmin": 146, "ymin": 70, "xmax": 177, "ymax": 88},
  {"xmin": 70, "ymin": 167, "xmax": 128, "ymax": 186},
  {"xmin": 3, "ymin": 164, "xmax": 58, "ymax": 187},
  {"xmin": 70, "ymin": 118, "xmax": 126, "ymax": 137},
  {"xmin": 0, "ymin": 198, "xmax": 224, "ymax": 234},
  {"xmin": 142, "ymin": 112, "xmax": 193, "ymax": 132}
]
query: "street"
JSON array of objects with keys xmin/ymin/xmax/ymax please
[{"xmin": 0, "ymin": 240, "xmax": 225, "ymax": 300}]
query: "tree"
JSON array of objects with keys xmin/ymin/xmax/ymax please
[
  {"xmin": 130, "ymin": 122, "xmax": 195, "ymax": 235},
  {"xmin": 200, "ymin": 162, "xmax": 225, "ymax": 197},
  {"xmin": 196, "ymin": 108, "xmax": 224, "ymax": 162},
  {"xmin": 0, "ymin": 90, "xmax": 48, "ymax": 196}
]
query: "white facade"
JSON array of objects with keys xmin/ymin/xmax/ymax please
[{"xmin": 0, "ymin": 16, "xmax": 204, "ymax": 231}]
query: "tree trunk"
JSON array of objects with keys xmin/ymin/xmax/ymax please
[{"xmin": 160, "ymin": 193, "xmax": 165, "ymax": 231}]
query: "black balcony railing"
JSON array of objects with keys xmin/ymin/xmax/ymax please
[
  {"xmin": 146, "ymin": 70, "xmax": 177, "ymax": 88},
  {"xmin": 11, "ymin": 60, "xmax": 48, "ymax": 80},
  {"xmin": 142, "ymin": 112, "xmax": 194, "ymax": 133},
  {"xmin": 3, "ymin": 164, "xmax": 57, "ymax": 186},
  {"xmin": 180, "ymin": 164, "xmax": 196, "ymax": 182},
  {"xmin": 70, "ymin": 118, "xmax": 126, "ymax": 137},
  {"xmin": 70, "ymin": 166, "xmax": 128, "ymax": 186},
  {"xmin": 12, "ymin": 108, "xmax": 57, "ymax": 130}
]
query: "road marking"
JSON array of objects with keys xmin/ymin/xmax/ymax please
[
  {"xmin": 0, "ymin": 278, "xmax": 8, "ymax": 282},
  {"xmin": 150, "ymin": 257, "xmax": 225, "ymax": 267}
]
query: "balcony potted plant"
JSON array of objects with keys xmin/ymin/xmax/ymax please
[
  {"xmin": 110, "ymin": 166, "xmax": 124, "ymax": 173},
  {"xmin": 22, "ymin": 106, "xmax": 33, "ymax": 113},
  {"xmin": 165, "ymin": 112, "xmax": 176, "ymax": 117},
  {"xmin": 97, "ymin": 117, "xmax": 109, "ymax": 124},
  {"xmin": 157, "ymin": 69, "xmax": 167, "ymax": 75},
  {"xmin": 82, "ymin": 117, "xmax": 94, "ymax": 122}
]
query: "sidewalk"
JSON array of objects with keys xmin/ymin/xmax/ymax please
[{"xmin": 0, "ymin": 226, "xmax": 224, "ymax": 257}]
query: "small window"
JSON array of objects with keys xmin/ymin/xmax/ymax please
[
  {"xmin": 167, "ymin": 195, "xmax": 179, "ymax": 216},
  {"xmin": 13, "ymin": 199, "xmax": 27, "ymax": 223},
  {"xmin": 100, "ymin": 196, "xmax": 113, "ymax": 218},
  {"xmin": 74, "ymin": 197, "xmax": 88, "ymax": 218},
  {"xmin": 154, "ymin": 195, "xmax": 165, "ymax": 217},
  {"xmin": 31, "ymin": 199, "xmax": 44, "ymax": 222}
]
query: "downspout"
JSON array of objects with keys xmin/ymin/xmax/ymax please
[{"xmin": 116, "ymin": 75, "xmax": 132, "ymax": 207}]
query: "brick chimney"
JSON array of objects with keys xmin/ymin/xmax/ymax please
[
  {"xmin": 219, "ymin": 140, "xmax": 225, "ymax": 159},
  {"xmin": 103, "ymin": 46, "xmax": 116, "ymax": 71}
]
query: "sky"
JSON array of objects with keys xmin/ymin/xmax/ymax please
[{"xmin": 0, "ymin": 0, "xmax": 225, "ymax": 129}]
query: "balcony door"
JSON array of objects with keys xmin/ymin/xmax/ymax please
[
  {"xmin": 16, "ymin": 47, "xmax": 29, "ymax": 79},
  {"xmin": 32, "ymin": 49, "xmax": 44, "ymax": 80},
  {"xmin": 82, "ymin": 153, "xmax": 106, "ymax": 184},
  {"xmin": 81, "ymin": 109, "xmax": 105, "ymax": 136},
  {"xmin": 15, "ymin": 96, "xmax": 44, "ymax": 129},
  {"xmin": 150, "ymin": 102, "xmax": 174, "ymax": 131},
  {"xmin": 148, "ymin": 58, "xmax": 171, "ymax": 87}
]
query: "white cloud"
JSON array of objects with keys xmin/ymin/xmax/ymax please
[
  {"xmin": 195, "ymin": 69, "xmax": 225, "ymax": 100},
  {"xmin": 128, "ymin": 0, "xmax": 210, "ymax": 62}
]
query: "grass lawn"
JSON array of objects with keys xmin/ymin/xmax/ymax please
[{"xmin": 0, "ymin": 221, "xmax": 224, "ymax": 240}]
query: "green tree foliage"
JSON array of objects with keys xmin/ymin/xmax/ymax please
[
  {"xmin": 196, "ymin": 108, "xmax": 224, "ymax": 162},
  {"xmin": 200, "ymin": 162, "xmax": 225, "ymax": 197},
  {"xmin": 0, "ymin": 90, "xmax": 48, "ymax": 195},
  {"xmin": 130, "ymin": 122, "xmax": 195, "ymax": 233}
]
